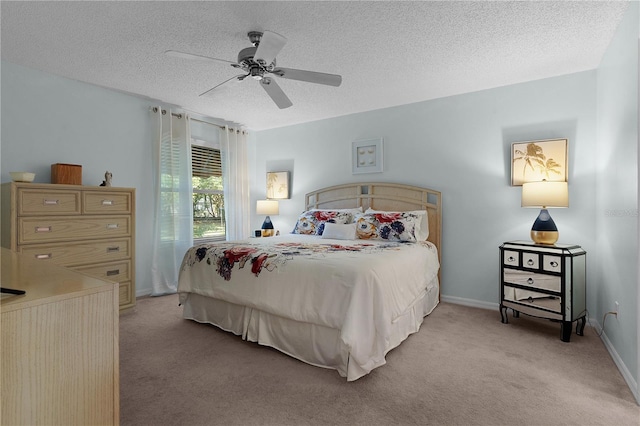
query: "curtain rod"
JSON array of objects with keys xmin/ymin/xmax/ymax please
[{"xmin": 151, "ymin": 107, "xmax": 246, "ymax": 134}]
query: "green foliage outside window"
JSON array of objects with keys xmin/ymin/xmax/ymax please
[{"xmin": 192, "ymin": 176, "xmax": 225, "ymax": 239}]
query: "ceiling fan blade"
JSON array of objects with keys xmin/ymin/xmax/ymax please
[
  {"xmin": 165, "ymin": 50, "xmax": 239, "ymax": 67},
  {"xmin": 260, "ymin": 77, "xmax": 292, "ymax": 109},
  {"xmin": 254, "ymin": 31, "xmax": 287, "ymax": 66},
  {"xmin": 271, "ymin": 67, "xmax": 342, "ymax": 87},
  {"xmin": 199, "ymin": 74, "xmax": 247, "ymax": 97}
]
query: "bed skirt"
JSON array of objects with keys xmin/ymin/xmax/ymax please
[{"xmin": 181, "ymin": 277, "xmax": 439, "ymax": 381}]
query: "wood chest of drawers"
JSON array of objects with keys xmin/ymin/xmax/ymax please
[
  {"xmin": 499, "ymin": 240, "xmax": 586, "ymax": 342},
  {"xmin": 1, "ymin": 182, "xmax": 135, "ymax": 311}
]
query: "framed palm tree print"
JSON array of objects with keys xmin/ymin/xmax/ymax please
[
  {"xmin": 267, "ymin": 171, "xmax": 290, "ymax": 199},
  {"xmin": 511, "ymin": 138, "xmax": 568, "ymax": 186}
]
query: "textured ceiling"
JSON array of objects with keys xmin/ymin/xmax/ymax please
[{"xmin": 0, "ymin": 1, "xmax": 629, "ymax": 131}]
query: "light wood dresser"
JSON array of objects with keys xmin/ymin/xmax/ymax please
[
  {"xmin": 1, "ymin": 247, "xmax": 119, "ymax": 425},
  {"xmin": 1, "ymin": 182, "xmax": 135, "ymax": 311}
]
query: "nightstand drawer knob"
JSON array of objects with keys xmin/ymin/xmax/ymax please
[
  {"xmin": 550, "ymin": 261, "xmax": 559, "ymax": 268},
  {"xmin": 507, "ymin": 256, "xmax": 515, "ymax": 262},
  {"xmin": 527, "ymin": 259, "xmax": 535, "ymax": 266},
  {"xmin": 527, "ymin": 278, "xmax": 534, "ymax": 285}
]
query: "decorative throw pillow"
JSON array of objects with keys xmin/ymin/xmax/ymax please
[
  {"xmin": 320, "ymin": 222, "xmax": 357, "ymax": 240},
  {"xmin": 292, "ymin": 210, "xmax": 353, "ymax": 235},
  {"xmin": 365, "ymin": 208, "xmax": 429, "ymax": 240},
  {"xmin": 354, "ymin": 212, "xmax": 420, "ymax": 242}
]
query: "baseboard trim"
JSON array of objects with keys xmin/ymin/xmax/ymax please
[
  {"xmin": 136, "ymin": 288, "xmax": 153, "ymax": 298},
  {"xmin": 441, "ymin": 294, "xmax": 499, "ymax": 311},
  {"xmin": 589, "ymin": 318, "xmax": 639, "ymax": 405}
]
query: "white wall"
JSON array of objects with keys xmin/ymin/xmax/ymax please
[
  {"xmin": 596, "ymin": 1, "xmax": 639, "ymax": 399},
  {"xmin": 1, "ymin": 60, "xmax": 156, "ymax": 296},
  {"xmin": 251, "ymin": 72, "xmax": 598, "ymax": 307}
]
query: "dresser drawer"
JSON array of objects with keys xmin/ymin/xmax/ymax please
[
  {"xmin": 73, "ymin": 260, "xmax": 131, "ymax": 282},
  {"xmin": 83, "ymin": 191, "xmax": 133, "ymax": 214},
  {"xmin": 18, "ymin": 189, "xmax": 81, "ymax": 215},
  {"xmin": 19, "ymin": 238, "xmax": 131, "ymax": 266},
  {"xmin": 503, "ymin": 269, "xmax": 561, "ymax": 293},
  {"xmin": 119, "ymin": 281, "xmax": 134, "ymax": 307},
  {"xmin": 19, "ymin": 216, "xmax": 130, "ymax": 244}
]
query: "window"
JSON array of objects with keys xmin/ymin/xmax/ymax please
[{"xmin": 191, "ymin": 142, "xmax": 225, "ymax": 242}]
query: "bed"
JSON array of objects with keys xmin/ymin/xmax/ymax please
[{"xmin": 178, "ymin": 182, "xmax": 442, "ymax": 381}]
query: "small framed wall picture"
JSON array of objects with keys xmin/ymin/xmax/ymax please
[
  {"xmin": 266, "ymin": 171, "xmax": 290, "ymax": 199},
  {"xmin": 352, "ymin": 138, "xmax": 383, "ymax": 174},
  {"xmin": 511, "ymin": 138, "xmax": 568, "ymax": 186}
]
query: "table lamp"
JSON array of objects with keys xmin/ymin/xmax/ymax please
[
  {"xmin": 256, "ymin": 199, "xmax": 279, "ymax": 237},
  {"xmin": 521, "ymin": 180, "xmax": 568, "ymax": 245}
]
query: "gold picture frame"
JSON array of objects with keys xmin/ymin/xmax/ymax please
[
  {"xmin": 267, "ymin": 171, "xmax": 290, "ymax": 199},
  {"xmin": 511, "ymin": 138, "xmax": 568, "ymax": 186}
]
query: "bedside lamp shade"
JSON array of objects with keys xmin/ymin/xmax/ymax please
[
  {"xmin": 256, "ymin": 200, "xmax": 279, "ymax": 237},
  {"xmin": 522, "ymin": 181, "xmax": 568, "ymax": 245}
]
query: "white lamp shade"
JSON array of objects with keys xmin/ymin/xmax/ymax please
[
  {"xmin": 521, "ymin": 181, "xmax": 569, "ymax": 208},
  {"xmin": 256, "ymin": 199, "xmax": 279, "ymax": 215}
]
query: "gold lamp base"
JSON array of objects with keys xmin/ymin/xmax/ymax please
[
  {"xmin": 530, "ymin": 230, "xmax": 558, "ymax": 245},
  {"xmin": 261, "ymin": 229, "xmax": 274, "ymax": 237}
]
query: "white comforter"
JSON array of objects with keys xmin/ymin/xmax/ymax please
[{"xmin": 178, "ymin": 234, "xmax": 440, "ymax": 379}]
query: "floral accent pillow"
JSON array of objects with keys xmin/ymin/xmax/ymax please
[
  {"xmin": 354, "ymin": 212, "xmax": 420, "ymax": 242},
  {"xmin": 292, "ymin": 210, "xmax": 353, "ymax": 235}
]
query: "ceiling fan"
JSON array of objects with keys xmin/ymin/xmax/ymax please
[{"xmin": 165, "ymin": 31, "xmax": 342, "ymax": 109}]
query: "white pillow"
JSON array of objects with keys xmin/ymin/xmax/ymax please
[
  {"xmin": 320, "ymin": 222, "xmax": 357, "ymax": 240},
  {"xmin": 365, "ymin": 208, "xmax": 429, "ymax": 240}
]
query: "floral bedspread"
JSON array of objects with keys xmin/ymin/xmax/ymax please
[
  {"xmin": 177, "ymin": 234, "xmax": 440, "ymax": 381},
  {"xmin": 181, "ymin": 238, "xmax": 429, "ymax": 281}
]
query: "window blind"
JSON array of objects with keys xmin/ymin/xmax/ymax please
[{"xmin": 191, "ymin": 145, "xmax": 222, "ymax": 178}]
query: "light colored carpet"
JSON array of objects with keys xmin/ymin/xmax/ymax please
[{"xmin": 120, "ymin": 295, "xmax": 639, "ymax": 425}]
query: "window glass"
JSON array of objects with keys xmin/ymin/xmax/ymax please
[{"xmin": 191, "ymin": 142, "xmax": 225, "ymax": 241}]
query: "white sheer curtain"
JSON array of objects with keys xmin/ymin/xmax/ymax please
[
  {"xmin": 150, "ymin": 107, "xmax": 193, "ymax": 295},
  {"xmin": 221, "ymin": 126, "xmax": 251, "ymax": 240}
]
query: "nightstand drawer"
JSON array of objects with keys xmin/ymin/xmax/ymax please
[
  {"xmin": 503, "ymin": 286, "xmax": 561, "ymax": 313},
  {"xmin": 503, "ymin": 250, "xmax": 519, "ymax": 267},
  {"xmin": 503, "ymin": 269, "xmax": 560, "ymax": 293},
  {"xmin": 522, "ymin": 252, "xmax": 539, "ymax": 269},
  {"xmin": 543, "ymin": 255, "xmax": 562, "ymax": 272}
]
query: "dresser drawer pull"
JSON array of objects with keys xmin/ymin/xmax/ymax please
[
  {"xmin": 43, "ymin": 199, "xmax": 59, "ymax": 205},
  {"xmin": 549, "ymin": 261, "xmax": 559, "ymax": 268},
  {"xmin": 34, "ymin": 253, "xmax": 52, "ymax": 260},
  {"xmin": 527, "ymin": 259, "xmax": 535, "ymax": 266},
  {"xmin": 507, "ymin": 256, "xmax": 516, "ymax": 262},
  {"xmin": 527, "ymin": 278, "xmax": 534, "ymax": 285},
  {"xmin": 106, "ymin": 223, "xmax": 119, "ymax": 229},
  {"xmin": 107, "ymin": 247, "xmax": 120, "ymax": 253},
  {"xmin": 35, "ymin": 226, "xmax": 52, "ymax": 233},
  {"xmin": 106, "ymin": 269, "xmax": 120, "ymax": 276},
  {"xmin": 102, "ymin": 200, "xmax": 114, "ymax": 206}
]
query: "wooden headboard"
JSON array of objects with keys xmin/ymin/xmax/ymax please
[{"xmin": 305, "ymin": 182, "xmax": 442, "ymax": 268}]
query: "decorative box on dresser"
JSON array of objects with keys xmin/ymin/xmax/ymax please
[
  {"xmin": 499, "ymin": 240, "xmax": 586, "ymax": 342},
  {"xmin": 1, "ymin": 182, "xmax": 135, "ymax": 311}
]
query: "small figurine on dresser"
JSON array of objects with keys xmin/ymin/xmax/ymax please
[{"xmin": 100, "ymin": 171, "xmax": 112, "ymax": 187}]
